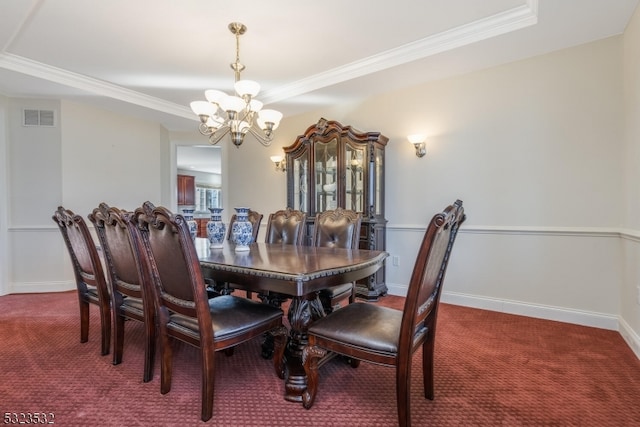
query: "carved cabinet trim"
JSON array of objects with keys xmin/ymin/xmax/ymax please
[{"xmin": 284, "ymin": 118, "xmax": 388, "ymax": 300}]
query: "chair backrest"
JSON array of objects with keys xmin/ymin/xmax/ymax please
[
  {"xmin": 312, "ymin": 208, "xmax": 361, "ymax": 249},
  {"xmin": 88, "ymin": 202, "xmax": 151, "ymax": 305},
  {"xmin": 52, "ymin": 206, "xmax": 109, "ymax": 301},
  {"xmin": 227, "ymin": 209, "xmax": 263, "ymax": 242},
  {"xmin": 130, "ymin": 202, "xmax": 212, "ymax": 346},
  {"xmin": 398, "ymin": 200, "xmax": 466, "ymax": 357},
  {"xmin": 265, "ymin": 208, "xmax": 307, "ymax": 245}
]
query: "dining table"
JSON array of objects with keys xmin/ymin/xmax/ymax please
[{"xmin": 194, "ymin": 238, "xmax": 388, "ymax": 403}]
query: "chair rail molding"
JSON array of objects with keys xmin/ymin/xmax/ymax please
[{"xmin": 389, "ymin": 223, "xmax": 623, "ymax": 238}]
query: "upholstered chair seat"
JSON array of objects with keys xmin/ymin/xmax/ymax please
[{"xmin": 307, "ymin": 303, "xmax": 402, "ymax": 356}]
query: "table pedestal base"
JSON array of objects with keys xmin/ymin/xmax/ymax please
[{"xmin": 283, "ymin": 294, "xmax": 325, "ymax": 402}]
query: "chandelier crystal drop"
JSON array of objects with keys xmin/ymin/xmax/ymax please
[{"xmin": 190, "ymin": 22, "xmax": 283, "ymax": 148}]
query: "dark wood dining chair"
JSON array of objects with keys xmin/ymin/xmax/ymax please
[
  {"xmin": 88, "ymin": 202, "xmax": 156, "ymax": 382},
  {"xmin": 312, "ymin": 208, "xmax": 362, "ymax": 313},
  {"xmin": 257, "ymin": 207, "xmax": 307, "ymax": 357},
  {"xmin": 52, "ymin": 206, "xmax": 111, "ymax": 356},
  {"xmin": 260, "ymin": 207, "xmax": 307, "ymax": 304},
  {"xmin": 129, "ymin": 202, "xmax": 287, "ymax": 422},
  {"xmin": 265, "ymin": 207, "xmax": 307, "ymax": 246},
  {"xmin": 302, "ymin": 200, "xmax": 466, "ymax": 427}
]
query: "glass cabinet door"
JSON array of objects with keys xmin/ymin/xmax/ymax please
[
  {"xmin": 315, "ymin": 138, "xmax": 338, "ymax": 212},
  {"xmin": 374, "ymin": 147, "xmax": 384, "ymax": 215},
  {"xmin": 345, "ymin": 143, "xmax": 365, "ymax": 213},
  {"xmin": 291, "ymin": 150, "xmax": 310, "ymax": 213}
]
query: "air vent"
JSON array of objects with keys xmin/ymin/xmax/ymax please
[{"xmin": 23, "ymin": 109, "xmax": 56, "ymax": 127}]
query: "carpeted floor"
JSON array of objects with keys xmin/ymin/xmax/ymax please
[{"xmin": 1, "ymin": 291, "xmax": 639, "ymax": 426}]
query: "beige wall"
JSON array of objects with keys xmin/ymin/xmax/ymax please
[
  {"xmin": 0, "ymin": 20, "xmax": 638, "ymax": 355},
  {"xmin": 621, "ymin": 4, "xmax": 640, "ymax": 354},
  {"xmin": 61, "ymin": 100, "xmax": 164, "ymax": 213},
  {"xmin": 263, "ymin": 36, "xmax": 626, "ymax": 332},
  {"xmin": 0, "ymin": 95, "xmax": 8, "ymax": 295},
  {"xmin": 4, "ymin": 100, "xmax": 166, "ymax": 294}
]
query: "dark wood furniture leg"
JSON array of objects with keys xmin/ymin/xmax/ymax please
[{"xmin": 283, "ymin": 293, "xmax": 325, "ymax": 402}]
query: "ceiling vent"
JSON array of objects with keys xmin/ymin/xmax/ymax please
[{"xmin": 23, "ymin": 109, "xmax": 56, "ymax": 127}]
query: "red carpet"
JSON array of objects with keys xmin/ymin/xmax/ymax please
[{"xmin": 1, "ymin": 291, "xmax": 639, "ymax": 426}]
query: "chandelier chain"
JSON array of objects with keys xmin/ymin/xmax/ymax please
[{"xmin": 190, "ymin": 22, "xmax": 283, "ymax": 148}]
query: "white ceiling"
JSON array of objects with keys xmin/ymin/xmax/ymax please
[{"xmin": 0, "ymin": 0, "xmax": 638, "ymax": 140}]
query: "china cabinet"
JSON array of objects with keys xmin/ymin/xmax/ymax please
[{"xmin": 284, "ymin": 118, "xmax": 388, "ymax": 300}]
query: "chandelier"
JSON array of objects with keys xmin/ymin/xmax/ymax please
[{"xmin": 190, "ymin": 22, "xmax": 283, "ymax": 148}]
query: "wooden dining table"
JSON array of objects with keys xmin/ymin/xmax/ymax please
[{"xmin": 194, "ymin": 238, "xmax": 388, "ymax": 403}]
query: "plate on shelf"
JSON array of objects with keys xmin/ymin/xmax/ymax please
[{"xmin": 322, "ymin": 183, "xmax": 336, "ymax": 193}]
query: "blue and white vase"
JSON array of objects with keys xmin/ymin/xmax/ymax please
[
  {"xmin": 181, "ymin": 208, "xmax": 198, "ymax": 241},
  {"xmin": 206, "ymin": 208, "xmax": 225, "ymax": 249},
  {"xmin": 231, "ymin": 207, "xmax": 253, "ymax": 252}
]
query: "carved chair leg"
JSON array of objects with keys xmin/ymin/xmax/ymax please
[
  {"xmin": 218, "ymin": 281, "xmax": 233, "ymax": 296},
  {"xmin": 396, "ymin": 362, "xmax": 412, "ymax": 427},
  {"xmin": 79, "ymin": 299, "xmax": 90, "ymax": 343},
  {"xmin": 201, "ymin": 348, "xmax": 215, "ymax": 422},
  {"xmin": 423, "ymin": 333, "xmax": 435, "ymax": 400},
  {"xmin": 113, "ymin": 312, "xmax": 125, "ymax": 366},
  {"xmin": 261, "ymin": 294, "xmax": 288, "ymax": 359},
  {"xmin": 143, "ymin": 319, "xmax": 156, "ymax": 383},
  {"xmin": 302, "ymin": 345, "xmax": 326, "ymax": 409},
  {"xmin": 99, "ymin": 301, "xmax": 111, "ymax": 356},
  {"xmin": 160, "ymin": 334, "xmax": 173, "ymax": 395},
  {"xmin": 271, "ymin": 326, "xmax": 288, "ymax": 379},
  {"xmin": 261, "ymin": 333, "xmax": 275, "ymax": 359},
  {"xmin": 348, "ymin": 282, "xmax": 356, "ymax": 304}
]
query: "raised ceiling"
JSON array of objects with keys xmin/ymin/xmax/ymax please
[{"xmin": 0, "ymin": 0, "xmax": 638, "ymax": 133}]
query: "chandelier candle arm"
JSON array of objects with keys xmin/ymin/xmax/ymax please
[{"xmin": 190, "ymin": 22, "xmax": 282, "ymax": 148}]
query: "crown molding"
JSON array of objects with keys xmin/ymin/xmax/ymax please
[
  {"xmin": 0, "ymin": 52, "xmax": 194, "ymax": 120},
  {"xmin": 0, "ymin": 2, "xmax": 539, "ymax": 118},
  {"xmin": 262, "ymin": 0, "xmax": 539, "ymax": 103}
]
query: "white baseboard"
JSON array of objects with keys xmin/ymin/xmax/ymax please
[
  {"xmin": 619, "ymin": 317, "xmax": 640, "ymax": 360},
  {"xmin": 8, "ymin": 281, "xmax": 75, "ymax": 295},
  {"xmin": 388, "ymin": 284, "xmax": 639, "ymax": 359},
  {"xmin": 7, "ymin": 280, "xmax": 640, "ymax": 360},
  {"xmin": 386, "ymin": 283, "xmax": 619, "ymax": 331}
]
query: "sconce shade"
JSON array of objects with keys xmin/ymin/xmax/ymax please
[
  {"xmin": 270, "ymin": 155, "xmax": 286, "ymax": 172},
  {"xmin": 407, "ymin": 134, "xmax": 427, "ymax": 158},
  {"xmin": 407, "ymin": 134, "xmax": 426, "ymax": 144}
]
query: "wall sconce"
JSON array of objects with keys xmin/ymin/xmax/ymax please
[
  {"xmin": 270, "ymin": 155, "xmax": 286, "ymax": 172},
  {"xmin": 407, "ymin": 134, "xmax": 426, "ymax": 158}
]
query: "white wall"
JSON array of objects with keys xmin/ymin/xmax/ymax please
[
  {"xmin": 0, "ymin": 19, "xmax": 638, "ymax": 356},
  {"xmin": 621, "ymin": 4, "xmax": 640, "ymax": 356},
  {"xmin": 0, "ymin": 95, "xmax": 8, "ymax": 295},
  {"xmin": 258, "ymin": 36, "xmax": 627, "ymax": 334},
  {"xmin": 4, "ymin": 100, "xmax": 166, "ymax": 295},
  {"xmin": 6, "ymin": 98, "xmax": 66, "ymax": 295},
  {"xmin": 60, "ymin": 100, "xmax": 164, "ymax": 212}
]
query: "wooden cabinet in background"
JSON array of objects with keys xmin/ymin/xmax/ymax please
[
  {"xmin": 284, "ymin": 118, "xmax": 389, "ymax": 300},
  {"xmin": 177, "ymin": 174, "xmax": 195, "ymax": 206},
  {"xmin": 195, "ymin": 218, "xmax": 208, "ymax": 238}
]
